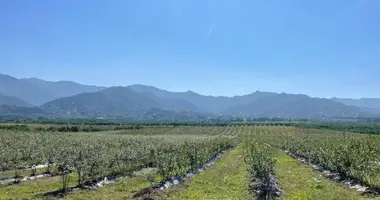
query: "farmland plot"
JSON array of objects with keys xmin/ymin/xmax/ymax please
[{"xmin": 2, "ymin": 125, "xmax": 380, "ymax": 199}]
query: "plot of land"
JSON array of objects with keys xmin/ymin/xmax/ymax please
[{"xmin": 1, "ymin": 125, "xmax": 380, "ymax": 200}]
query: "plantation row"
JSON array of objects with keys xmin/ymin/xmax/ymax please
[
  {"xmin": 250, "ymin": 126, "xmax": 380, "ymax": 190},
  {"xmin": 0, "ymin": 124, "xmax": 145, "ymax": 133},
  {"xmin": 244, "ymin": 138, "xmax": 279, "ymax": 199},
  {"xmin": 0, "ymin": 127, "xmax": 238, "ymax": 190}
]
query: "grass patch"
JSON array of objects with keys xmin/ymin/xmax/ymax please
[
  {"xmin": 0, "ymin": 164, "xmax": 157, "ymax": 200},
  {"xmin": 156, "ymin": 145, "xmax": 252, "ymax": 200},
  {"xmin": 271, "ymin": 147, "xmax": 377, "ymax": 200},
  {"xmin": 0, "ymin": 170, "xmax": 158, "ymax": 200},
  {"xmin": 63, "ymin": 170, "xmax": 157, "ymax": 200},
  {"xmin": 0, "ymin": 174, "xmax": 77, "ymax": 200}
]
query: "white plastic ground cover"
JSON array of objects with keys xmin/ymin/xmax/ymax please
[
  {"xmin": 0, "ymin": 173, "xmax": 51, "ymax": 185},
  {"xmin": 81, "ymin": 177, "xmax": 118, "ymax": 189},
  {"xmin": 284, "ymin": 150, "xmax": 373, "ymax": 194},
  {"xmin": 0, "ymin": 163, "xmax": 58, "ymax": 185},
  {"xmin": 156, "ymin": 148, "xmax": 230, "ymax": 191},
  {"xmin": 0, "ymin": 163, "xmax": 55, "ymax": 185},
  {"xmin": 80, "ymin": 149, "xmax": 229, "ymax": 192},
  {"xmin": 81, "ymin": 167, "xmax": 156, "ymax": 190},
  {"xmin": 26, "ymin": 164, "xmax": 52, "ymax": 170}
]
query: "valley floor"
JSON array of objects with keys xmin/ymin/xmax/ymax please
[
  {"xmin": 2, "ymin": 126, "xmax": 380, "ymax": 200},
  {"xmin": 1, "ymin": 147, "xmax": 376, "ymax": 200}
]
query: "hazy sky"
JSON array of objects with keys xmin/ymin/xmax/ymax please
[{"xmin": 1, "ymin": 0, "xmax": 379, "ymax": 98}]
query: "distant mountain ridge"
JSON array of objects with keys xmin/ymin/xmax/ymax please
[
  {"xmin": 128, "ymin": 84, "xmax": 278, "ymax": 113},
  {"xmin": 226, "ymin": 93, "xmax": 370, "ymax": 118},
  {"xmin": 332, "ymin": 98, "xmax": 380, "ymax": 110},
  {"xmin": 0, "ymin": 74, "xmax": 105, "ymax": 105},
  {"xmin": 41, "ymin": 85, "xmax": 377, "ymax": 119},
  {"xmin": 42, "ymin": 87, "xmax": 161, "ymax": 117},
  {"xmin": 0, "ymin": 73, "xmax": 379, "ymax": 119},
  {"xmin": 42, "ymin": 86, "xmax": 212, "ymax": 118},
  {"xmin": 0, "ymin": 74, "xmax": 55, "ymax": 105},
  {"xmin": 21, "ymin": 78, "xmax": 105, "ymax": 99}
]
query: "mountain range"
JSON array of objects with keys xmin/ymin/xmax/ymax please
[
  {"xmin": 0, "ymin": 73, "xmax": 379, "ymax": 119},
  {"xmin": 331, "ymin": 98, "xmax": 380, "ymax": 110},
  {"xmin": 0, "ymin": 74, "xmax": 104, "ymax": 105}
]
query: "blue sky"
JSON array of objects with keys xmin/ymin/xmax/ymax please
[{"xmin": 0, "ymin": 0, "xmax": 379, "ymax": 98}]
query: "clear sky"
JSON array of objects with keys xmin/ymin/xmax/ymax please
[{"xmin": 0, "ymin": 0, "xmax": 379, "ymax": 98}]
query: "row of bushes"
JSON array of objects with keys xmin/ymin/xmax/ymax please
[{"xmin": 0, "ymin": 124, "xmax": 143, "ymax": 132}]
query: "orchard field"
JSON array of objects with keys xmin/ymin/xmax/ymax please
[{"xmin": 1, "ymin": 124, "xmax": 380, "ymax": 199}]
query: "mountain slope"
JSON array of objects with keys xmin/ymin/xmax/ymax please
[
  {"xmin": 0, "ymin": 93, "xmax": 31, "ymax": 107},
  {"xmin": 225, "ymin": 93, "xmax": 372, "ymax": 118},
  {"xmin": 133, "ymin": 90, "xmax": 199, "ymax": 112},
  {"xmin": 128, "ymin": 84, "xmax": 277, "ymax": 113},
  {"xmin": 141, "ymin": 108, "xmax": 212, "ymax": 121},
  {"xmin": 42, "ymin": 86, "xmax": 207, "ymax": 118},
  {"xmin": 2, "ymin": 73, "xmax": 377, "ymax": 119},
  {"xmin": 0, "ymin": 105, "xmax": 47, "ymax": 117},
  {"xmin": 21, "ymin": 78, "xmax": 106, "ymax": 99},
  {"xmin": 42, "ymin": 84, "xmax": 376, "ymax": 119},
  {"xmin": 332, "ymin": 98, "xmax": 380, "ymax": 110},
  {"xmin": 0, "ymin": 74, "xmax": 107, "ymax": 106},
  {"xmin": 128, "ymin": 84, "xmax": 229, "ymax": 112},
  {"xmin": 0, "ymin": 74, "xmax": 55, "ymax": 105},
  {"xmin": 42, "ymin": 87, "xmax": 164, "ymax": 117}
]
